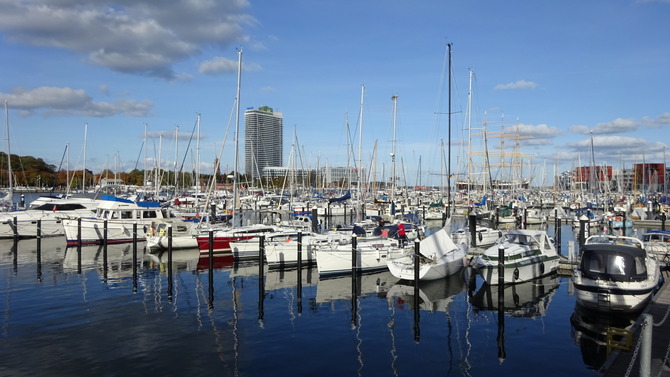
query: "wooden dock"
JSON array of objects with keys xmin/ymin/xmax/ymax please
[{"xmin": 599, "ymin": 271, "xmax": 670, "ymax": 376}]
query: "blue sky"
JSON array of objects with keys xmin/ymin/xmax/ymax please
[{"xmin": 0, "ymin": 0, "xmax": 669, "ymax": 188}]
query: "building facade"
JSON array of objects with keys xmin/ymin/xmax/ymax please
[{"xmin": 244, "ymin": 106, "xmax": 283, "ymax": 180}]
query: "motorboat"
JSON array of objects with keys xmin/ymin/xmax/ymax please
[
  {"xmin": 145, "ymin": 218, "xmax": 199, "ymax": 251},
  {"xmin": 572, "ymin": 235, "xmax": 661, "ymax": 313},
  {"xmin": 640, "ymin": 230, "xmax": 670, "ymax": 267},
  {"xmin": 470, "ymin": 229, "xmax": 560, "ymax": 285},
  {"xmin": 451, "ymin": 224, "xmax": 502, "ymax": 248},
  {"xmin": 315, "ymin": 236, "xmax": 406, "ymax": 276},
  {"xmin": 386, "ymin": 225, "xmax": 468, "ymax": 281},
  {"xmin": 61, "ymin": 195, "xmax": 169, "ymax": 246},
  {"xmin": 0, "ymin": 197, "xmax": 100, "ymax": 238}
]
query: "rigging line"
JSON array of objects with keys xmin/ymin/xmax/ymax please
[
  {"xmin": 177, "ymin": 115, "xmax": 199, "ymax": 175},
  {"xmin": 50, "ymin": 144, "xmax": 69, "ymax": 194}
]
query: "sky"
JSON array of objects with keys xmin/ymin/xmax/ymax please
[{"xmin": 0, "ymin": 0, "xmax": 669, "ymax": 188}]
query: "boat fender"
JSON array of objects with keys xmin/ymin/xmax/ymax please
[
  {"xmin": 159, "ymin": 228, "xmax": 166, "ymax": 236},
  {"xmin": 498, "ymin": 231, "xmax": 503, "ymax": 238},
  {"xmin": 539, "ymin": 262, "xmax": 545, "ymax": 274},
  {"xmin": 513, "ymin": 268, "xmax": 520, "ymax": 280},
  {"xmin": 478, "ymin": 232, "xmax": 483, "ymax": 242},
  {"xmin": 143, "ymin": 225, "xmax": 148, "ymax": 234}
]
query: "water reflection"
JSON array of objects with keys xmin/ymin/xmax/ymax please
[
  {"xmin": 570, "ymin": 304, "xmax": 638, "ymax": 371},
  {"xmin": 469, "ymin": 274, "xmax": 560, "ymax": 317},
  {"xmin": 386, "ymin": 272, "xmax": 467, "ymax": 312}
]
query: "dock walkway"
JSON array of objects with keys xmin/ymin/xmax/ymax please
[{"xmin": 600, "ymin": 272, "xmax": 670, "ymax": 376}]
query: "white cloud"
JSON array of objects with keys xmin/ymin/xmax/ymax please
[
  {"xmin": 0, "ymin": 0, "xmax": 255, "ymax": 79},
  {"xmin": 0, "ymin": 86, "xmax": 152, "ymax": 117},
  {"xmin": 494, "ymin": 80, "xmax": 538, "ymax": 90}
]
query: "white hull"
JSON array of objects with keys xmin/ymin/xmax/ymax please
[
  {"xmin": 63, "ymin": 218, "xmax": 153, "ymax": 245},
  {"xmin": 386, "ymin": 253, "xmax": 465, "ymax": 280},
  {"xmin": 316, "ymin": 238, "xmax": 405, "ymax": 276},
  {"xmin": 475, "ymin": 258, "xmax": 560, "ymax": 285}
]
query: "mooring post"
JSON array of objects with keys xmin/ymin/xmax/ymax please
[
  {"xmin": 469, "ymin": 213, "xmax": 477, "ymax": 247},
  {"xmin": 132, "ymin": 223, "xmax": 138, "ymax": 293},
  {"xmin": 258, "ymin": 235, "xmax": 265, "ymax": 323},
  {"xmin": 167, "ymin": 226, "xmax": 173, "ymax": 301},
  {"xmin": 662, "ymin": 212, "xmax": 667, "ymax": 231},
  {"xmin": 103, "ymin": 220, "xmax": 108, "ymax": 278},
  {"xmin": 351, "ymin": 235, "xmax": 357, "ymax": 274},
  {"xmin": 12, "ymin": 216, "xmax": 18, "ymax": 241},
  {"xmin": 413, "ymin": 239, "xmax": 421, "ymax": 342},
  {"xmin": 208, "ymin": 229, "xmax": 214, "ymax": 308},
  {"xmin": 498, "ymin": 246, "xmax": 505, "ymax": 287},
  {"xmin": 77, "ymin": 217, "xmax": 82, "ymax": 274},
  {"xmin": 640, "ymin": 314, "xmax": 652, "ymax": 377},
  {"xmin": 36, "ymin": 219, "xmax": 42, "ymax": 256},
  {"xmin": 297, "ymin": 231, "xmax": 303, "ymax": 314},
  {"xmin": 578, "ymin": 215, "xmax": 587, "ymax": 253}
]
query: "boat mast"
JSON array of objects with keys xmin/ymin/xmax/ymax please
[
  {"xmin": 4, "ymin": 100, "xmax": 12, "ymax": 198},
  {"xmin": 83, "ymin": 122, "xmax": 87, "ymax": 192},
  {"xmin": 357, "ymin": 84, "xmax": 365, "ymax": 219},
  {"xmin": 196, "ymin": 113, "xmax": 201, "ymax": 196},
  {"xmin": 391, "ymin": 94, "xmax": 398, "ymax": 215},
  {"xmin": 233, "ymin": 49, "xmax": 242, "ymax": 217},
  {"xmin": 447, "ymin": 42, "xmax": 452, "ymax": 218}
]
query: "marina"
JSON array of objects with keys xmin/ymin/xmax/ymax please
[{"xmin": 3, "ymin": 201, "xmax": 670, "ymax": 376}]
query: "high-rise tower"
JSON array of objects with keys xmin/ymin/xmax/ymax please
[{"xmin": 244, "ymin": 106, "xmax": 283, "ymax": 180}]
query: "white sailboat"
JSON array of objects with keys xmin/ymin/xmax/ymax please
[{"xmin": 1, "ymin": 100, "xmax": 13, "ymax": 208}]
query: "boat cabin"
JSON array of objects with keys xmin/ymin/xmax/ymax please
[{"xmin": 579, "ymin": 244, "xmax": 649, "ymax": 283}]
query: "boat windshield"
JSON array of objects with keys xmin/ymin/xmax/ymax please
[{"xmin": 581, "ymin": 250, "xmax": 647, "ymax": 282}]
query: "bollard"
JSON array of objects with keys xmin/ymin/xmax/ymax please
[
  {"xmin": 208, "ymin": 230, "xmax": 214, "ymax": 308},
  {"xmin": 311, "ymin": 209, "xmax": 319, "ymax": 233},
  {"xmin": 167, "ymin": 226, "xmax": 173, "ymax": 300},
  {"xmin": 498, "ymin": 246, "xmax": 505, "ymax": 287},
  {"xmin": 103, "ymin": 220, "xmax": 108, "ymax": 278},
  {"xmin": 132, "ymin": 223, "xmax": 138, "ymax": 293},
  {"xmin": 413, "ymin": 239, "xmax": 421, "ymax": 342},
  {"xmin": 36, "ymin": 219, "xmax": 42, "ymax": 255},
  {"xmin": 640, "ymin": 314, "xmax": 652, "ymax": 377},
  {"xmin": 36, "ymin": 219, "xmax": 42, "ymax": 281},
  {"xmin": 12, "ymin": 216, "xmax": 18, "ymax": 241},
  {"xmin": 523, "ymin": 208, "xmax": 528, "ymax": 229},
  {"xmin": 258, "ymin": 235, "xmax": 265, "ymax": 323},
  {"xmin": 660, "ymin": 212, "xmax": 667, "ymax": 231},
  {"xmin": 297, "ymin": 231, "xmax": 303, "ymax": 314},
  {"xmin": 351, "ymin": 235, "xmax": 358, "ymax": 273},
  {"xmin": 469, "ymin": 213, "xmax": 477, "ymax": 247},
  {"xmin": 578, "ymin": 215, "xmax": 587, "ymax": 253}
]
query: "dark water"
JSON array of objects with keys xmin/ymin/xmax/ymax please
[{"xmin": 0, "ymin": 195, "xmax": 640, "ymax": 376}]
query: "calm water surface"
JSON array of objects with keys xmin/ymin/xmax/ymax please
[{"xmin": 0, "ymin": 207, "xmax": 646, "ymax": 377}]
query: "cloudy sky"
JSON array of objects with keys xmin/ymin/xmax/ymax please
[{"xmin": 0, "ymin": 0, "xmax": 669, "ymax": 187}]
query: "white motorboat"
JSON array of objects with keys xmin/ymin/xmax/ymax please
[
  {"xmin": 315, "ymin": 236, "xmax": 406, "ymax": 276},
  {"xmin": 452, "ymin": 225, "xmax": 502, "ymax": 248},
  {"xmin": 572, "ymin": 235, "xmax": 661, "ymax": 313},
  {"xmin": 264, "ymin": 231, "xmax": 350, "ymax": 267},
  {"xmin": 0, "ymin": 197, "xmax": 100, "ymax": 238},
  {"xmin": 640, "ymin": 230, "xmax": 670, "ymax": 267},
  {"xmin": 471, "ymin": 229, "xmax": 560, "ymax": 285},
  {"xmin": 386, "ymin": 225, "xmax": 468, "ymax": 281},
  {"xmin": 145, "ymin": 218, "xmax": 199, "ymax": 251},
  {"xmin": 62, "ymin": 195, "xmax": 170, "ymax": 246}
]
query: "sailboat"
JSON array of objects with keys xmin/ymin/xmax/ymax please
[{"xmin": 386, "ymin": 219, "xmax": 468, "ymax": 280}]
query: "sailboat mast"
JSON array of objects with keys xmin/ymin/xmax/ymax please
[
  {"xmin": 196, "ymin": 113, "xmax": 201, "ymax": 196},
  {"xmin": 357, "ymin": 84, "xmax": 365, "ymax": 215},
  {"xmin": 391, "ymin": 94, "xmax": 398, "ymax": 213},
  {"xmin": 447, "ymin": 42, "xmax": 452, "ymax": 218},
  {"xmin": 233, "ymin": 49, "xmax": 242, "ymax": 213},
  {"xmin": 4, "ymin": 101, "xmax": 12, "ymax": 195},
  {"xmin": 83, "ymin": 123, "xmax": 87, "ymax": 192}
]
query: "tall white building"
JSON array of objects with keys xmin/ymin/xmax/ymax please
[{"xmin": 244, "ymin": 106, "xmax": 283, "ymax": 180}]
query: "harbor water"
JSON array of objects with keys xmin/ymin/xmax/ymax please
[{"xmin": 0, "ymin": 195, "xmax": 656, "ymax": 376}]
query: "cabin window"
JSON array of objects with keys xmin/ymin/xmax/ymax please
[
  {"xmin": 588, "ymin": 255, "xmax": 604, "ymax": 273},
  {"xmin": 608, "ymin": 255, "xmax": 627, "ymax": 277},
  {"xmin": 121, "ymin": 211, "xmax": 133, "ymax": 219},
  {"xmin": 143, "ymin": 211, "xmax": 157, "ymax": 219}
]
